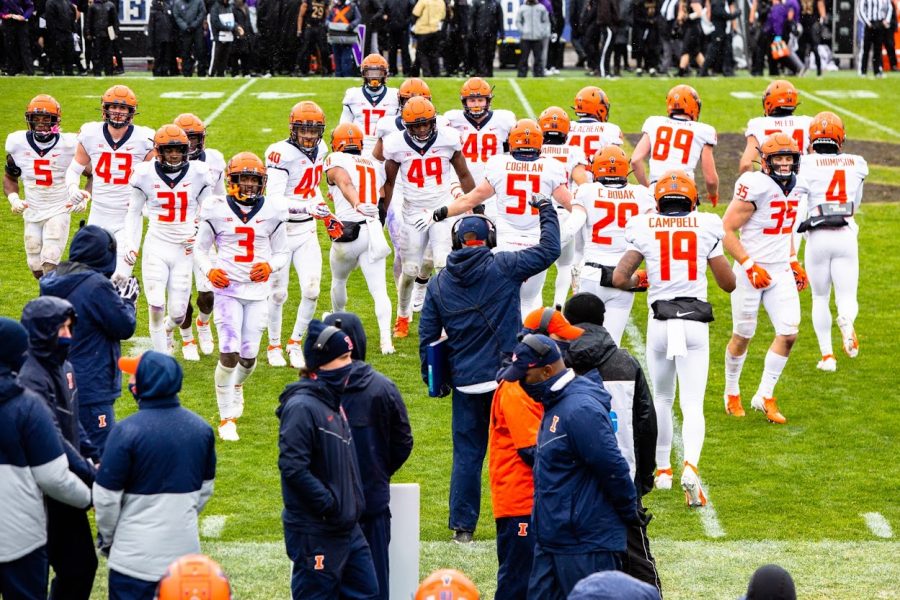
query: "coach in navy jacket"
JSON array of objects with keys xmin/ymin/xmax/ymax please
[
  {"xmin": 325, "ymin": 312, "xmax": 414, "ymax": 600},
  {"xmin": 41, "ymin": 225, "xmax": 137, "ymax": 452},
  {"xmin": 418, "ymin": 197, "xmax": 560, "ymax": 540},
  {"xmin": 94, "ymin": 351, "xmax": 216, "ymax": 600},
  {"xmin": 0, "ymin": 317, "xmax": 92, "ymax": 599}
]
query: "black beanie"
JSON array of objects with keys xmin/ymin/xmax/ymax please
[
  {"xmin": 563, "ymin": 292, "xmax": 607, "ymax": 327},
  {"xmin": 745, "ymin": 564, "xmax": 796, "ymax": 600},
  {"xmin": 69, "ymin": 225, "xmax": 117, "ymax": 276},
  {"xmin": 303, "ymin": 319, "xmax": 354, "ymax": 371}
]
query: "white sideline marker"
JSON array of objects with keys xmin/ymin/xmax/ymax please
[
  {"xmin": 204, "ymin": 78, "xmax": 258, "ymax": 126},
  {"xmin": 802, "ymin": 90, "xmax": 900, "ymax": 138},
  {"xmin": 508, "ymin": 79, "xmax": 536, "ymax": 119},
  {"xmin": 201, "ymin": 515, "xmax": 228, "ymax": 539},
  {"xmin": 624, "ymin": 318, "xmax": 726, "ymax": 539},
  {"xmin": 861, "ymin": 512, "xmax": 893, "ymax": 539}
]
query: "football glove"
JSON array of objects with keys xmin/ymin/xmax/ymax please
[
  {"xmin": 115, "ymin": 276, "xmax": 140, "ymax": 304},
  {"xmin": 66, "ymin": 186, "xmax": 90, "ymax": 213},
  {"xmin": 413, "ymin": 210, "xmax": 436, "ymax": 232},
  {"xmin": 634, "ymin": 269, "xmax": 649, "ymax": 290},
  {"xmin": 249, "ymin": 262, "xmax": 273, "ymax": 282},
  {"xmin": 355, "ymin": 202, "xmax": 379, "ymax": 219},
  {"xmin": 708, "ymin": 193, "xmax": 719, "ymax": 207},
  {"xmin": 208, "ymin": 268, "xmax": 231, "ymax": 289},
  {"xmin": 311, "ymin": 203, "xmax": 333, "ymax": 220},
  {"xmin": 529, "ymin": 193, "xmax": 552, "ymax": 211},
  {"xmin": 323, "ymin": 214, "xmax": 344, "ymax": 240},
  {"xmin": 7, "ymin": 192, "xmax": 26, "ymax": 214},
  {"xmin": 741, "ymin": 258, "xmax": 771, "ymax": 289},
  {"xmin": 791, "ymin": 259, "xmax": 808, "ymax": 291},
  {"xmin": 123, "ymin": 248, "xmax": 139, "ymax": 266}
]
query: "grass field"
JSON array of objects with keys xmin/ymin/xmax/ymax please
[{"xmin": 1, "ymin": 72, "xmax": 899, "ymax": 599}]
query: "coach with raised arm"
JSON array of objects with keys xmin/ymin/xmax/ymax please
[{"xmin": 418, "ymin": 194, "xmax": 560, "ymax": 544}]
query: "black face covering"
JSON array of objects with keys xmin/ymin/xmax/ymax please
[
  {"xmin": 520, "ymin": 369, "xmax": 568, "ymax": 402},
  {"xmin": 315, "ymin": 363, "xmax": 353, "ymax": 393}
]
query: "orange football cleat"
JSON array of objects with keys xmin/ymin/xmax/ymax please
[
  {"xmin": 681, "ymin": 462, "xmax": 708, "ymax": 507},
  {"xmin": 654, "ymin": 467, "xmax": 673, "ymax": 490},
  {"xmin": 393, "ymin": 316, "xmax": 410, "ymax": 338},
  {"xmin": 751, "ymin": 395, "xmax": 786, "ymax": 424},
  {"xmin": 725, "ymin": 394, "xmax": 745, "ymax": 417}
]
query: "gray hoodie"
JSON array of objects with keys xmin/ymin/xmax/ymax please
[{"xmin": 516, "ymin": 0, "xmax": 551, "ymax": 40}]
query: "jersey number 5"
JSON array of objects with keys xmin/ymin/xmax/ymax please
[
  {"xmin": 592, "ymin": 201, "xmax": 639, "ymax": 245},
  {"xmin": 95, "ymin": 152, "xmax": 133, "ymax": 185},
  {"xmin": 655, "ymin": 230, "xmax": 698, "ymax": 281},
  {"xmin": 234, "ymin": 227, "xmax": 255, "ymax": 263},
  {"xmin": 33, "ymin": 159, "xmax": 52, "ymax": 186},
  {"xmin": 506, "ymin": 173, "xmax": 540, "ymax": 215}
]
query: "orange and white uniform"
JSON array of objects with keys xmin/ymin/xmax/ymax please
[
  {"xmin": 340, "ymin": 86, "xmax": 400, "ymax": 155},
  {"xmin": 745, "ymin": 115, "xmax": 813, "ymax": 155},
  {"xmin": 567, "ymin": 118, "xmax": 624, "ymax": 160},
  {"xmin": 639, "ymin": 116, "xmax": 716, "ymax": 184}
]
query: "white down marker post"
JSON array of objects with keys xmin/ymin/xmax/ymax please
[{"xmin": 389, "ymin": 483, "xmax": 420, "ymax": 599}]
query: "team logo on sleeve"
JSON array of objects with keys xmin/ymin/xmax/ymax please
[
  {"xmin": 314, "ymin": 554, "xmax": 325, "ymax": 570},
  {"xmin": 549, "ymin": 415, "xmax": 560, "ymax": 433}
]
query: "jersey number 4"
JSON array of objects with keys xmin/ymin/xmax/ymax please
[
  {"xmin": 655, "ymin": 230, "xmax": 698, "ymax": 280},
  {"xmin": 95, "ymin": 152, "xmax": 133, "ymax": 185},
  {"xmin": 592, "ymin": 201, "xmax": 639, "ymax": 245},
  {"xmin": 652, "ymin": 126, "xmax": 694, "ymax": 164},
  {"xmin": 825, "ymin": 169, "xmax": 847, "ymax": 203},
  {"xmin": 293, "ymin": 165, "xmax": 323, "ymax": 198},
  {"xmin": 462, "ymin": 133, "xmax": 498, "ymax": 162}
]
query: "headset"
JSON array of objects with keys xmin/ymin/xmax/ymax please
[
  {"xmin": 517, "ymin": 307, "xmax": 555, "ymax": 342},
  {"xmin": 313, "ymin": 320, "xmax": 344, "ymax": 351},
  {"xmin": 521, "ymin": 333, "xmax": 553, "ymax": 357},
  {"xmin": 451, "ymin": 214, "xmax": 497, "ymax": 250}
]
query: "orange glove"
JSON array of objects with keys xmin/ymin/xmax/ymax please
[
  {"xmin": 791, "ymin": 259, "xmax": 808, "ymax": 292},
  {"xmin": 634, "ymin": 269, "xmax": 649, "ymax": 290},
  {"xmin": 249, "ymin": 262, "xmax": 273, "ymax": 282},
  {"xmin": 323, "ymin": 214, "xmax": 344, "ymax": 240},
  {"xmin": 708, "ymin": 194, "xmax": 719, "ymax": 207},
  {"xmin": 741, "ymin": 258, "xmax": 771, "ymax": 289},
  {"xmin": 208, "ymin": 268, "xmax": 230, "ymax": 289}
]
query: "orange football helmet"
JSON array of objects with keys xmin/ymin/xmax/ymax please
[
  {"xmin": 361, "ymin": 53, "xmax": 389, "ymax": 91},
  {"xmin": 331, "ymin": 122, "xmax": 365, "ymax": 154},
  {"xmin": 155, "ymin": 554, "xmax": 231, "ymax": 600},
  {"xmin": 573, "ymin": 86, "xmax": 610, "ymax": 122},
  {"xmin": 226, "ymin": 151, "xmax": 267, "ymax": 205},
  {"xmin": 762, "ymin": 79, "xmax": 798, "ymax": 116},
  {"xmin": 666, "ymin": 85, "xmax": 701, "ymax": 121},
  {"xmin": 25, "ymin": 94, "xmax": 61, "ymax": 142},
  {"xmin": 508, "ymin": 118, "xmax": 543, "ymax": 159},
  {"xmin": 591, "ymin": 146, "xmax": 630, "ymax": 180},
  {"xmin": 654, "ymin": 169, "xmax": 699, "ymax": 213},
  {"xmin": 289, "ymin": 101, "xmax": 326, "ymax": 151},
  {"xmin": 402, "ymin": 96, "xmax": 438, "ymax": 143},
  {"xmin": 760, "ymin": 132, "xmax": 801, "ymax": 182},
  {"xmin": 154, "ymin": 125, "xmax": 190, "ymax": 173},
  {"xmin": 809, "ymin": 111, "xmax": 845, "ymax": 152},
  {"xmin": 415, "ymin": 569, "xmax": 480, "ymax": 600},
  {"xmin": 538, "ymin": 106, "xmax": 571, "ymax": 142},
  {"xmin": 101, "ymin": 85, "xmax": 138, "ymax": 128},
  {"xmin": 398, "ymin": 77, "xmax": 432, "ymax": 108},
  {"xmin": 173, "ymin": 113, "xmax": 207, "ymax": 159},
  {"xmin": 460, "ymin": 77, "xmax": 493, "ymax": 118}
]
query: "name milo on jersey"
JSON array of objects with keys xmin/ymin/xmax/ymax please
[{"xmin": 649, "ymin": 216, "xmax": 699, "ymax": 228}]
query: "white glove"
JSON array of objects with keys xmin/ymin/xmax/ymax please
[
  {"xmin": 123, "ymin": 248, "xmax": 139, "ymax": 266},
  {"xmin": 66, "ymin": 186, "xmax": 90, "ymax": 213},
  {"xmin": 311, "ymin": 203, "xmax": 332, "ymax": 219},
  {"xmin": 183, "ymin": 237, "xmax": 195, "ymax": 255},
  {"xmin": 411, "ymin": 210, "xmax": 433, "ymax": 232},
  {"xmin": 7, "ymin": 193, "xmax": 27, "ymax": 214},
  {"xmin": 355, "ymin": 202, "xmax": 379, "ymax": 219},
  {"xmin": 111, "ymin": 270, "xmax": 130, "ymax": 287}
]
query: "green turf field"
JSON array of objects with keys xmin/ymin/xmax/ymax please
[{"xmin": 1, "ymin": 72, "xmax": 898, "ymax": 599}]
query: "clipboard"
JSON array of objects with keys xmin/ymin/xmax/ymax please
[{"xmin": 426, "ymin": 336, "xmax": 451, "ymax": 397}]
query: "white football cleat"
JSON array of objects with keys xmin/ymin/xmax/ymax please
[
  {"xmin": 411, "ymin": 281, "xmax": 428, "ymax": 313},
  {"xmin": 196, "ymin": 319, "xmax": 215, "ymax": 355},
  {"xmin": 218, "ymin": 418, "xmax": 239, "ymax": 441},
  {"xmin": 681, "ymin": 462, "xmax": 708, "ymax": 507},
  {"xmin": 233, "ymin": 385, "xmax": 245, "ymax": 419},
  {"xmin": 381, "ymin": 341, "xmax": 396, "ymax": 355},
  {"xmin": 654, "ymin": 468, "xmax": 673, "ymax": 490},
  {"xmin": 817, "ymin": 354, "xmax": 837, "ymax": 372},
  {"xmin": 182, "ymin": 341, "xmax": 200, "ymax": 361},
  {"xmin": 267, "ymin": 344, "xmax": 287, "ymax": 367},
  {"xmin": 287, "ymin": 339, "xmax": 305, "ymax": 369},
  {"xmin": 836, "ymin": 316, "xmax": 859, "ymax": 358}
]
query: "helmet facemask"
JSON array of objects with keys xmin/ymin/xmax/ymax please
[
  {"xmin": 103, "ymin": 102, "xmax": 135, "ymax": 129},
  {"xmin": 463, "ymin": 95, "xmax": 490, "ymax": 119},
  {"xmin": 185, "ymin": 132, "xmax": 205, "ymax": 160},
  {"xmin": 764, "ymin": 152, "xmax": 800, "ymax": 183},
  {"xmin": 157, "ymin": 143, "xmax": 189, "ymax": 173},
  {"xmin": 291, "ymin": 121, "xmax": 325, "ymax": 152},
  {"xmin": 229, "ymin": 173, "xmax": 266, "ymax": 206},
  {"xmin": 405, "ymin": 118, "xmax": 437, "ymax": 144},
  {"xmin": 27, "ymin": 112, "xmax": 59, "ymax": 143},
  {"xmin": 362, "ymin": 66, "xmax": 387, "ymax": 92}
]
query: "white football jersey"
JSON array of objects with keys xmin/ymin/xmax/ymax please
[
  {"xmin": 799, "ymin": 153, "xmax": 868, "ymax": 213},
  {"xmin": 77, "ymin": 122, "xmax": 155, "ymax": 213},
  {"xmin": 374, "ymin": 113, "xmax": 449, "ymax": 141},
  {"xmin": 324, "ymin": 152, "xmax": 386, "ymax": 223},
  {"xmin": 625, "ymin": 211, "xmax": 725, "ymax": 304},
  {"xmin": 575, "ymin": 182, "xmax": 656, "ymax": 266},
  {"xmin": 444, "ymin": 109, "xmax": 517, "ymax": 184},
  {"xmin": 198, "ymin": 195, "xmax": 287, "ymax": 300},
  {"xmin": 568, "ymin": 119, "xmax": 624, "ymax": 159},
  {"xmin": 340, "ymin": 87, "xmax": 400, "ymax": 154},
  {"xmin": 732, "ymin": 171, "xmax": 808, "ymax": 264},
  {"xmin": 382, "ymin": 126, "xmax": 462, "ymax": 214},
  {"xmin": 745, "ymin": 115, "xmax": 813, "ymax": 154},
  {"xmin": 196, "ymin": 147, "xmax": 227, "ymax": 196},
  {"xmin": 483, "ymin": 154, "xmax": 569, "ymax": 232},
  {"xmin": 540, "ymin": 142, "xmax": 589, "ymax": 188},
  {"xmin": 639, "ymin": 116, "xmax": 717, "ymax": 183},
  {"xmin": 130, "ymin": 160, "xmax": 213, "ymax": 244},
  {"xmin": 5, "ymin": 130, "xmax": 78, "ymax": 222},
  {"xmin": 265, "ymin": 139, "xmax": 327, "ymax": 234}
]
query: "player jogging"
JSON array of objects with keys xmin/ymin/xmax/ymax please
[
  {"xmin": 340, "ymin": 53, "xmax": 400, "ymax": 156},
  {"xmin": 739, "ymin": 80, "xmax": 812, "ymax": 175},
  {"xmin": 568, "ymin": 86, "xmax": 624, "ymax": 160}
]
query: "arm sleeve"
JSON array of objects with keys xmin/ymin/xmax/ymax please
[
  {"xmin": 123, "ymin": 186, "xmax": 147, "ymax": 254},
  {"xmin": 631, "ymin": 363, "xmax": 658, "ymax": 496},
  {"xmin": 65, "ymin": 159, "xmax": 87, "ymax": 191},
  {"xmin": 32, "ymin": 455, "xmax": 92, "ymax": 508},
  {"xmin": 386, "ymin": 383, "xmax": 414, "ymax": 474},
  {"xmin": 194, "ymin": 221, "xmax": 216, "ymax": 275},
  {"xmin": 495, "ymin": 201, "xmax": 561, "ymax": 282},
  {"xmin": 277, "ymin": 402, "xmax": 337, "ymax": 515},
  {"xmin": 268, "ymin": 223, "xmax": 290, "ymax": 271},
  {"xmin": 92, "ymin": 483, "xmax": 124, "ymax": 542}
]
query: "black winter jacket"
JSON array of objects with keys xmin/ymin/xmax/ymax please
[
  {"xmin": 148, "ymin": 0, "xmax": 177, "ymax": 43},
  {"xmin": 172, "ymin": 0, "xmax": 206, "ymax": 30},
  {"xmin": 469, "ymin": 0, "xmax": 504, "ymax": 38},
  {"xmin": 44, "ymin": 0, "xmax": 75, "ymax": 34}
]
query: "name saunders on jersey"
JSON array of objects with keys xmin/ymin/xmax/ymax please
[{"xmin": 649, "ymin": 216, "xmax": 700, "ymax": 228}]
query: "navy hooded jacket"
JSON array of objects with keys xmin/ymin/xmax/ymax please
[
  {"xmin": 325, "ymin": 312, "xmax": 413, "ymax": 517},
  {"xmin": 418, "ymin": 201, "xmax": 561, "ymax": 388},
  {"xmin": 533, "ymin": 370, "xmax": 639, "ymax": 553},
  {"xmin": 40, "ymin": 226, "xmax": 137, "ymax": 406}
]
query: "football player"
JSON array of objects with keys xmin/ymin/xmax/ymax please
[
  {"xmin": 173, "ymin": 112, "xmax": 227, "ymax": 356},
  {"xmin": 798, "ymin": 112, "xmax": 868, "ymax": 371},
  {"xmin": 264, "ymin": 101, "xmax": 332, "ymax": 368},
  {"xmin": 65, "ymin": 85, "xmax": 155, "ymax": 278},
  {"xmin": 5, "ymin": 94, "xmax": 79, "ymax": 279},
  {"xmin": 325, "ymin": 123, "xmax": 395, "ymax": 354},
  {"xmin": 340, "ymin": 53, "xmax": 400, "ymax": 155},
  {"xmin": 194, "ymin": 152, "xmax": 289, "ymax": 441},
  {"xmin": 722, "ymin": 133, "xmax": 810, "ymax": 424},
  {"xmin": 429, "ymin": 118, "xmax": 580, "ymax": 317},
  {"xmin": 121, "ymin": 125, "xmax": 213, "ymax": 359},
  {"xmin": 739, "ymin": 80, "xmax": 813, "ymax": 175},
  {"xmin": 538, "ymin": 106, "xmax": 590, "ymax": 308},
  {"xmin": 568, "ymin": 86, "xmax": 624, "ymax": 160},
  {"xmin": 613, "ymin": 170, "xmax": 735, "ymax": 507},
  {"xmin": 574, "ymin": 146, "xmax": 656, "ymax": 345},
  {"xmin": 631, "ymin": 85, "xmax": 719, "ymax": 206},
  {"xmin": 382, "ymin": 97, "xmax": 475, "ymax": 337}
]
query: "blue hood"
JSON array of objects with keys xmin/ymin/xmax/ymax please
[
  {"xmin": 40, "ymin": 262, "xmax": 99, "ymax": 298},
  {"xmin": 568, "ymin": 571, "xmax": 661, "ymax": 600},
  {"xmin": 68, "ymin": 225, "xmax": 117, "ymax": 276},
  {"xmin": 135, "ymin": 351, "xmax": 183, "ymax": 406},
  {"xmin": 21, "ymin": 297, "xmax": 76, "ymax": 364},
  {"xmin": 443, "ymin": 246, "xmax": 493, "ymax": 289},
  {"xmin": 325, "ymin": 312, "xmax": 367, "ymax": 361}
]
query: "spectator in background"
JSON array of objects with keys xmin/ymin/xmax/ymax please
[
  {"xmin": 359, "ymin": 0, "xmax": 383, "ymax": 55},
  {"xmin": 383, "ymin": 0, "xmax": 413, "ymax": 75},
  {"xmin": 104, "ymin": 0, "xmax": 124, "ymax": 73},
  {"xmin": 765, "ymin": 0, "xmax": 802, "ymax": 74},
  {"xmin": 887, "ymin": 0, "xmax": 899, "ymax": 71},
  {"xmin": 148, "ymin": 0, "xmax": 178, "ymax": 75},
  {"xmin": 593, "ymin": 0, "xmax": 619, "ymax": 77},
  {"xmin": 516, "ymin": 0, "xmax": 550, "ymax": 77},
  {"xmin": 741, "ymin": 564, "xmax": 796, "ymax": 600},
  {"xmin": 677, "ymin": 0, "xmax": 705, "ymax": 75},
  {"xmin": 208, "ymin": 0, "xmax": 243, "ymax": 76},
  {"xmin": 231, "ymin": 0, "xmax": 254, "ymax": 75},
  {"xmin": 256, "ymin": 0, "xmax": 282, "ymax": 75},
  {"xmin": 411, "ymin": 0, "xmax": 444, "ymax": 76},
  {"xmin": 858, "ymin": 0, "xmax": 892, "ymax": 77},
  {"xmin": 656, "ymin": 0, "xmax": 680, "ymax": 76},
  {"xmin": 611, "ymin": 0, "xmax": 630, "ymax": 75},
  {"xmin": 44, "ymin": 0, "xmax": 76, "ymax": 75},
  {"xmin": 444, "ymin": 0, "xmax": 470, "ymax": 76},
  {"xmin": 701, "ymin": 0, "xmax": 740, "ymax": 75},
  {"xmin": 19, "ymin": 297, "xmax": 99, "ymax": 600},
  {"xmin": 568, "ymin": 571, "xmax": 661, "ymax": 600},
  {"xmin": 94, "ymin": 351, "xmax": 216, "ymax": 600},
  {"xmin": 0, "ymin": 317, "xmax": 92, "ymax": 600},
  {"xmin": 796, "ymin": 0, "xmax": 824, "ymax": 76},
  {"xmin": 630, "ymin": 0, "xmax": 657, "ymax": 75},
  {"xmin": 1, "ymin": 0, "xmax": 35, "ymax": 75},
  {"xmin": 278, "ymin": 0, "xmax": 301, "ymax": 74},
  {"xmin": 85, "ymin": 0, "xmax": 113, "ymax": 76},
  {"xmin": 327, "ymin": 0, "xmax": 361, "ymax": 76},
  {"xmin": 748, "ymin": 0, "xmax": 773, "ymax": 75},
  {"xmin": 40, "ymin": 225, "xmax": 138, "ymax": 453},
  {"xmin": 568, "ymin": 0, "xmax": 588, "ymax": 68},
  {"xmin": 469, "ymin": 0, "xmax": 504, "ymax": 76},
  {"xmin": 296, "ymin": 0, "xmax": 330, "ymax": 75},
  {"xmin": 547, "ymin": 0, "xmax": 564, "ymax": 73},
  {"xmin": 173, "ymin": 0, "xmax": 207, "ymax": 76}
]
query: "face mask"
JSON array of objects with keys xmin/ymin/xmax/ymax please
[
  {"xmin": 316, "ymin": 363, "xmax": 353, "ymax": 392},
  {"xmin": 520, "ymin": 369, "xmax": 567, "ymax": 402},
  {"xmin": 51, "ymin": 336, "xmax": 71, "ymax": 363}
]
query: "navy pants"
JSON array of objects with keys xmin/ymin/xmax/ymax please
[
  {"xmin": 0, "ymin": 546, "xmax": 47, "ymax": 600},
  {"xmin": 359, "ymin": 510, "xmax": 391, "ymax": 600},
  {"xmin": 332, "ymin": 45, "xmax": 356, "ymax": 77},
  {"xmin": 527, "ymin": 544, "xmax": 623, "ymax": 600},
  {"xmin": 496, "ymin": 516, "xmax": 535, "ymax": 600},
  {"xmin": 47, "ymin": 499, "xmax": 97, "ymax": 600},
  {"xmin": 287, "ymin": 524, "xmax": 378, "ymax": 599},
  {"xmin": 79, "ymin": 403, "xmax": 115, "ymax": 454},
  {"xmin": 449, "ymin": 389, "xmax": 493, "ymax": 532},
  {"xmin": 109, "ymin": 570, "xmax": 158, "ymax": 600}
]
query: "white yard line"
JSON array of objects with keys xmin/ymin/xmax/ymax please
[
  {"xmin": 200, "ymin": 515, "xmax": 228, "ymax": 539},
  {"xmin": 861, "ymin": 512, "xmax": 894, "ymax": 539},
  {"xmin": 204, "ymin": 78, "xmax": 258, "ymax": 126},
  {"xmin": 802, "ymin": 90, "xmax": 900, "ymax": 139},
  {"xmin": 125, "ymin": 336, "xmax": 154, "ymax": 355},
  {"xmin": 508, "ymin": 79, "xmax": 536, "ymax": 119}
]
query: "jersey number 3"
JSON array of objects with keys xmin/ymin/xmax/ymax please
[{"xmin": 234, "ymin": 227, "xmax": 255, "ymax": 263}]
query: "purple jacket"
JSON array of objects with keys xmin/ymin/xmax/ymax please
[
  {"xmin": 764, "ymin": 1, "xmax": 790, "ymax": 35},
  {"xmin": 0, "ymin": 0, "xmax": 34, "ymax": 19},
  {"xmin": 539, "ymin": 0, "xmax": 553, "ymax": 16}
]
